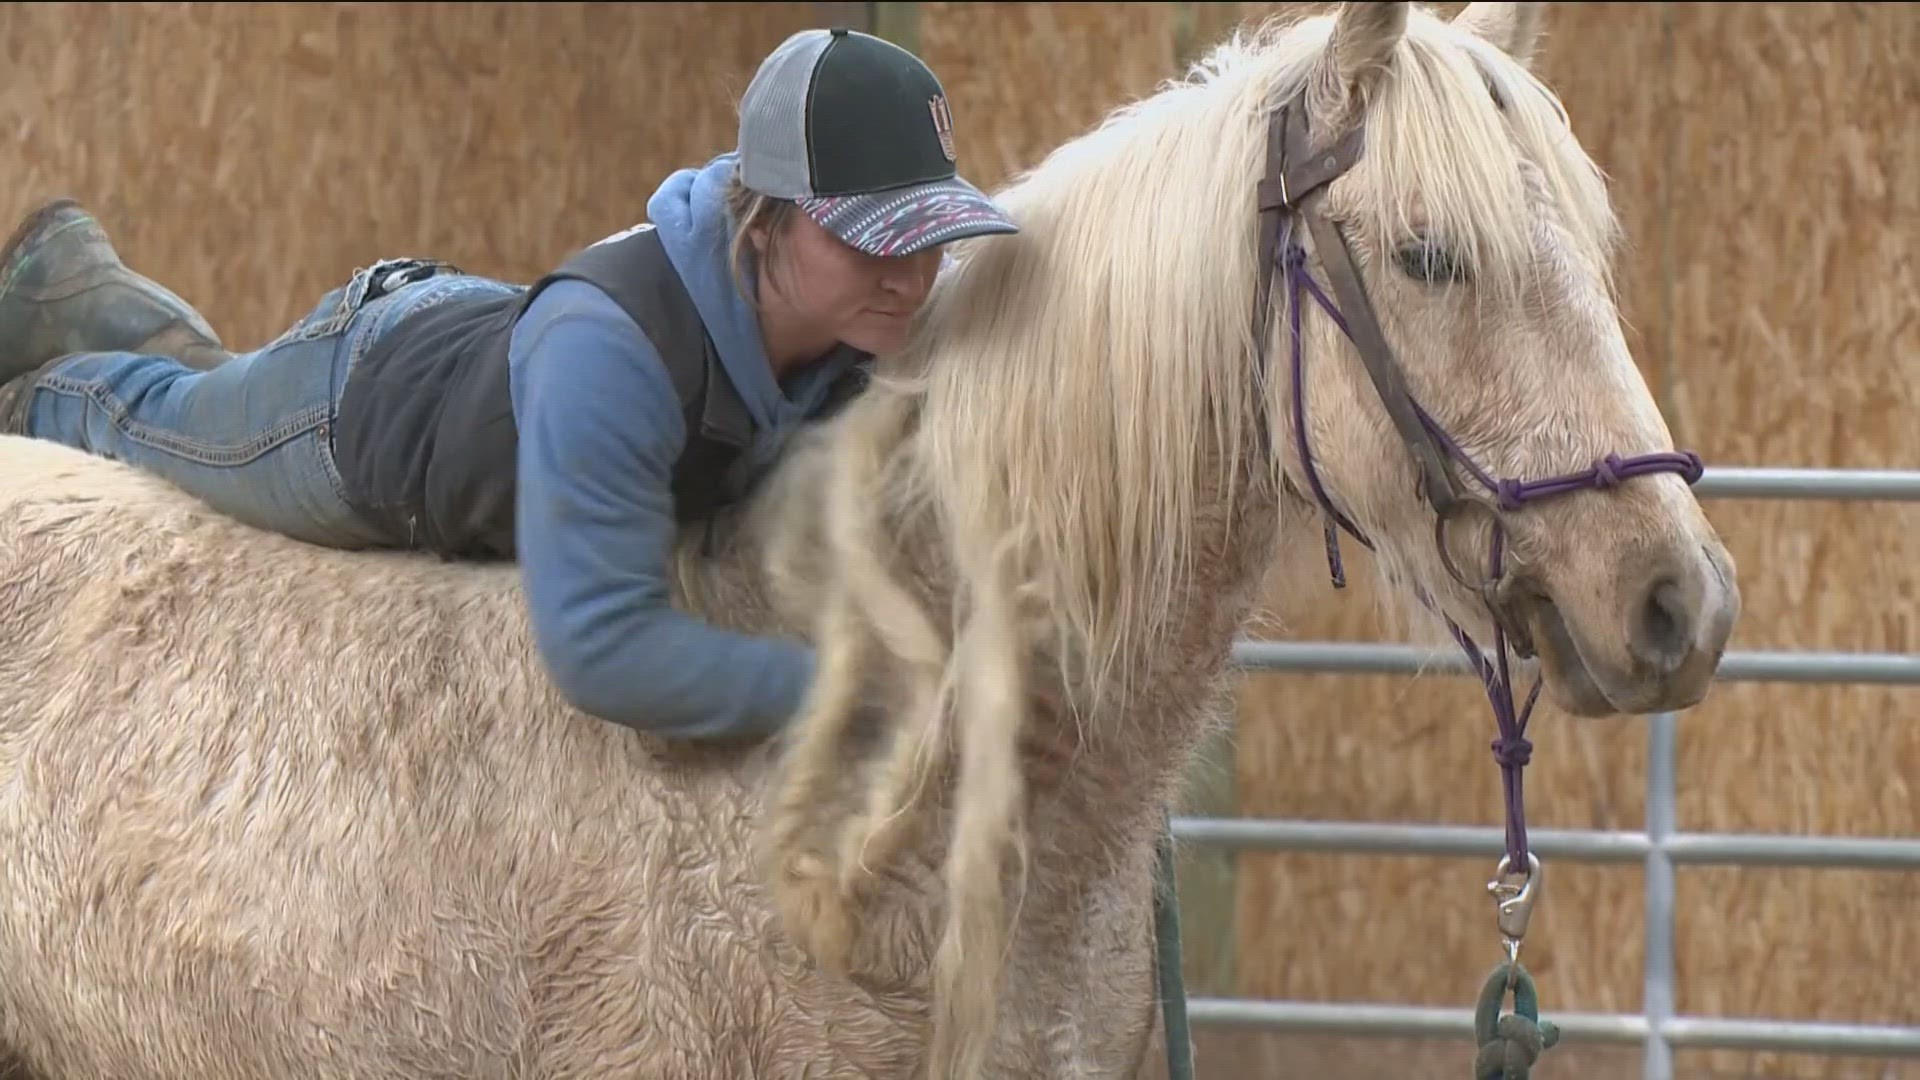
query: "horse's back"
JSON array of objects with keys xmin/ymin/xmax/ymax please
[{"xmin": 0, "ymin": 435, "xmax": 787, "ymax": 1078}]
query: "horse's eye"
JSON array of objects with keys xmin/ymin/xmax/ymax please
[{"xmin": 1395, "ymin": 241, "xmax": 1470, "ymax": 285}]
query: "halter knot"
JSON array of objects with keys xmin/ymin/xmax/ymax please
[
  {"xmin": 1593, "ymin": 452, "xmax": 1626, "ymax": 489},
  {"xmin": 1491, "ymin": 735, "xmax": 1533, "ymax": 769},
  {"xmin": 1678, "ymin": 449, "xmax": 1706, "ymax": 484},
  {"xmin": 1494, "ymin": 479, "xmax": 1526, "ymax": 512}
]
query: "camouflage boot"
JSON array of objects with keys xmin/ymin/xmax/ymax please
[{"xmin": 0, "ymin": 198, "xmax": 232, "ymax": 434}]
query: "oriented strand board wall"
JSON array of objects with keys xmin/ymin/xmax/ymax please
[
  {"xmin": 0, "ymin": 2, "xmax": 820, "ymax": 351},
  {"xmin": 915, "ymin": 1, "xmax": 1182, "ymax": 194},
  {"xmin": 1661, "ymin": 4, "xmax": 1920, "ymax": 1077}
]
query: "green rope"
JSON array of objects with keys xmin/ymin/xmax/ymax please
[
  {"xmin": 1473, "ymin": 961, "xmax": 1561, "ymax": 1080},
  {"xmin": 1152, "ymin": 819, "xmax": 1195, "ymax": 1080}
]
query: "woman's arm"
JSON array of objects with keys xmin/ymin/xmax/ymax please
[{"xmin": 509, "ymin": 279, "xmax": 816, "ymax": 741}]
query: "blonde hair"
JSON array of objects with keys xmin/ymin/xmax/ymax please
[{"xmin": 724, "ymin": 169, "xmax": 797, "ymax": 308}]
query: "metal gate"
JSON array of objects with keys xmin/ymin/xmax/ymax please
[{"xmin": 1171, "ymin": 465, "xmax": 1920, "ymax": 1078}]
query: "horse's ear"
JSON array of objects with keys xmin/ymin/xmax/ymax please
[
  {"xmin": 1308, "ymin": 2, "xmax": 1410, "ymax": 132},
  {"xmin": 1453, "ymin": 1, "xmax": 1545, "ymax": 68}
]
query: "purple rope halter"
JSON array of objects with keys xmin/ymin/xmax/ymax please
[{"xmin": 1277, "ymin": 238, "xmax": 1706, "ymax": 874}]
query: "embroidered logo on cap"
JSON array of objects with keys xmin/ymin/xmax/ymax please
[{"xmin": 928, "ymin": 95, "xmax": 957, "ymax": 162}]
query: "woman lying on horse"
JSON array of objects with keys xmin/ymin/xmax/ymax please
[{"xmin": 0, "ymin": 25, "xmax": 1017, "ymax": 744}]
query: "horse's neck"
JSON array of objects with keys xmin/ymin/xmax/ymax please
[{"xmin": 1025, "ymin": 481, "xmax": 1281, "ymax": 839}]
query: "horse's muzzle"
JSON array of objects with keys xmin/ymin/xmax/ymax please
[{"xmin": 1513, "ymin": 541, "xmax": 1740, "ymax": 718}]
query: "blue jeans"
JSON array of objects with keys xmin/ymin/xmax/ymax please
[{"xmin": 20, "ymin": 259, "xmax": 523, "ymax": 549}]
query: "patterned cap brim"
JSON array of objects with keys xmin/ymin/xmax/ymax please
[{"xmin": 796, "ymin": 178, "xmax": 1019, "ymax": 258}]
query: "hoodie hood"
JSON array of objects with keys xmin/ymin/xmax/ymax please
[{"xmin": 645, "ymin": 152, "xmax": 789, "ymax": 433}]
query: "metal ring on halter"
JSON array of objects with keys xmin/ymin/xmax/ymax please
[
  {"xmin": 1432, "ymin": 496, "xmax": 1508, "ymax": 598},
  {"xmin": 1432, "ymin": 497, "xmax": 1539, "ymax": 658}
]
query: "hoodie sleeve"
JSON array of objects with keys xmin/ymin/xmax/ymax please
[{"xmin": 507, "ymin": 278, "xmax": 818, "ymax": 742}]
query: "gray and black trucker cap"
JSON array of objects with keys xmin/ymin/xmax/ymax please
[{"xmin": 737, "ymin": 27, "xmax": 1019, "ymax": 258}]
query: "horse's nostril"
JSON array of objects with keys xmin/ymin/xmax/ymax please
[{"xmin": 1631, "ymin": 576, "xmax": 1693, "ymax": 673}]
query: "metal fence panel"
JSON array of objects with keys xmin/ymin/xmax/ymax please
[{"xmin": 1179, "ymin": 466, "xmax": 1920, "ymax": 1076}]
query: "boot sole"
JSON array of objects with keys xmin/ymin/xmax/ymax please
[{"xmin": 0, "ymin": 198, "xmax": 86, "ymax": 285}]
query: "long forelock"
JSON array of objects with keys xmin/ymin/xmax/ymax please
[{"xmin": 1342, "ymin": 13, "xmax": 1623, "ymax": 303}]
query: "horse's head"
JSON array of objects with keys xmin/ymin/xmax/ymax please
[{"xmin": 1256, "ymin": 1, "xmax": 1738, "ymax": 718}]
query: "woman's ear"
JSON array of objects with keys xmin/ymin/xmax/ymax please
[{"xmin": 750, "ymin": 211, "xmax": 795, "ymax": 302}]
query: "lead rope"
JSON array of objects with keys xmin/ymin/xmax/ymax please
[
  {"xmin": 1449, "ymin": 533, "xmax": 1560, "ymax": 1080},
  {"xmin": 1153, "ymin": 817, "xmax": 1195, "ymax": 1080}
]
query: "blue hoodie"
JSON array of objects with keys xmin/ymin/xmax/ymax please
[{"xmin": 505, "ymin": 153, "xmax": 863, "ymax": 742}]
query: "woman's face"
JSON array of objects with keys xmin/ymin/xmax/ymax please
[{"xmin": 757, "ymin": 210, "xmax": 943, "ymax": 358}]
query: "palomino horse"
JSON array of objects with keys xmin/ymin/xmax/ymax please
[{"xmin": 0, "ymin": 3, "xmax": 1737, "ymax": 1077}]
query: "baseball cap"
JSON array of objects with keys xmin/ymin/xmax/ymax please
[{"xmin": 737, "ymin": 27, "xmax": 1020, "ymax": 258}]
